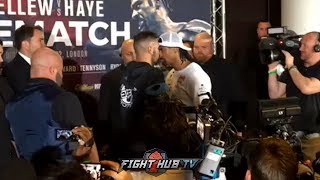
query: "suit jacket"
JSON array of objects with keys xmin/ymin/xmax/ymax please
[
  {"xmin": 0, "ymin": 76, "xmax": 16, "ymax": 166},
  {"xmin": 3, "ymin": 53, "xmax": 31, "ymax": 94},
  {"xmin": 95, "ymin": 64, "xmax": 125, "ymax": 149}
]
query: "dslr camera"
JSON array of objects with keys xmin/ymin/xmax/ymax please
[{"xmin": 259, "ymin": 26, "xmax": 301, "ymax": 65}]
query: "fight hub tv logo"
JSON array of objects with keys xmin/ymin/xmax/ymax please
[{"xmin": 120, "ymin": 148, "xmax": 202, "ymax": 176}]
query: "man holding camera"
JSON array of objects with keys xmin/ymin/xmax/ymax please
[
  {"xmin": 268, "ymin": 31, "xmax": 320, "ymax": 161},
  {"xmin": 5, "ymin": 47, "xmax": 98, "ymax": 162}
]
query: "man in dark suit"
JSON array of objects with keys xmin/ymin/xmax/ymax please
[
  {"xmin": 0, "ymin": 56, "xmax": 17, "ymax": 168},
  {"xmin": 96, "ymin": 39, "xmax": 135, "ymax": 158},
  {"xmin": 3, "ymin": 25, "xmax": 45, "ymax": 93},
  {"xmin": 98, "ymin": 39, "xmax": 136, "ymax": 124},
  {"xmin": 193, "ymin": 32, "xmax": 248, "ymax": 126},
  {"xmin": 1, "ymin": 38, "xmax": 17, "ymax": 167}
]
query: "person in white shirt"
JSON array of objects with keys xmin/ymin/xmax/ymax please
[{"xmin": 159, "ymin": 32, "xmax": 212, "ymax": 106}]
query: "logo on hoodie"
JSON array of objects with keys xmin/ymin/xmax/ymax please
[{"xmin": 120, "ymin": 84, "xmax": 137, "ymax": 108}]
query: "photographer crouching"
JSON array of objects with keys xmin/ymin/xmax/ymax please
[{"xmin": 268, "ymin": 31, "xmax": 320, "ymax": 163}]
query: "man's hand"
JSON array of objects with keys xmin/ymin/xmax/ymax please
[
  {"xmin": 72, "ymin": 126, "xmax": 93, "ymax": 143},
  {"xmin": 101, "ymin": 160, "xmax": 133, "ymax": 180},
  {"xmin": 281, "ymin": 50, "xmax": 294, "ymax": 69},
  {"xmin": 72, "ymin": 126, "xmax": 94, "ymax": 157}
]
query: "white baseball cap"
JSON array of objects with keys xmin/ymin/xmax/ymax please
[{"xmin": 159, "ymin": 32, "xmax": 192, "ymax": 51}]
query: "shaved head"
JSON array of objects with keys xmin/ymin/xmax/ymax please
[
  {"xmin": 31, "ymin": 47, "xmax": 63, "ymax": 86},
  {"xmin": 31, "ymin": 47, "xmax": 62, "ymax": 68},
  {"xmin": 121, "ymin": 39, "xmax": 136, "ymax": 65},
  {"xmin": 304, "ymin": 31, "xmax": 319, "ymax": 42},
  {"xmin": 299, "ymin": 31, "xmax": 320, "ymax": 66},
  {"xmin": 194, "ymin": 32, "xmax": 213, "ymax": 42},
  {"xmin": 193, "ymin": 32, "xmax": 213, "ymax": 63}
]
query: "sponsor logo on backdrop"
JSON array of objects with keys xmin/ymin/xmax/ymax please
[
  {"xmin": 63, "ymin": 64, "xmax": 107, "ymax": 73},
  {"xmin": 75, "ymin": 83, "xmax": 101, "ymax": 92}
]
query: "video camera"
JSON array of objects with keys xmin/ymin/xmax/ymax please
[
  {"xmin": 258, "ymin": 97, "xmax": 301, "ymax": 126},
  {"xmin": 259, "ymin": 26, "xmax": 301, "ymax": 65},
  {"xmin": 258, "ymin": 97, "xmax": 301, "ymax": 144}
]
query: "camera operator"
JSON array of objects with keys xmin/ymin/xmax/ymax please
[{"xmin": 268, "ymin": 31, "xmax": 320, "ymax": 161}]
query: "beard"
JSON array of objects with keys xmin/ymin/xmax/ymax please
[{"xmin": 194, "ymin": 53, "xmax": 206, "ymax": 61}]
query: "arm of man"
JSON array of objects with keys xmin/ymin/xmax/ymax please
[
  {"xmin": 98, "ymin": 74, "xmax": 111, "ymax": 122},
  {"xmin": 52, "ymin": 92, "xmax": 99, "ymax": 162},
  {"xmin": 4, "ymin": 64, "xmax": 30, "ymax": 93},
  {"xmin": 101, "ymin": 160, "xmax": 133, "ymax": 180},
  {"xmin": 288, "ymin": 68, "xmax": 320, "ymax": 95},
  {"xmin": 192, "ymin": 71, "xmax": 212, "ymax": 106},
  {"xmin": 0, "ymin": 113, "xmax": 19, "ymax": 162},
  {"xmin": 283, "ymin": 50, "xmax": 320, "ymax": 95},
  {"xmin": 72, "ymin": 126, "xmax": 99, "ymax": 163},
  {"xmin": 268, "ymin": 62, "xmax": 286, "ymax": 99},
  {"xmin": 95, "ymin": 74, "xmax": 113, "ymax": 148}
]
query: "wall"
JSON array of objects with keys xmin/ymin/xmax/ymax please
[
  {"xmin": 282, "ymin": 0, "xmax": 320, "ymax": 34},
  {"xmin": 224, "ymin": 0, "xmax": 281, "ymax": 129}
]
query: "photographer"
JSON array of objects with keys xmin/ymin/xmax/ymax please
[
  {"xmin": 5, "ymin": 48, "xmax": 98, "ymax": 162},
  {"xmin": 268, "ymin": 32, "xmax": 320, "ymax": 161}
]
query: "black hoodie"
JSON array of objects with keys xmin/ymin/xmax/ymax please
[{"xmin": 114, "ymin": 61, "xmax": 165, "ymax": 157}]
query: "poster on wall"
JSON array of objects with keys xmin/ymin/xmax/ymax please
[{"xmin": 0, "ymin": 0, "xmax": 211, "ymax": 122}]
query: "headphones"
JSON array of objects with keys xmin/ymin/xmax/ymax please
[{"xmin": 314, "ymin": 32, "xmax": 320, "ymax": 52}]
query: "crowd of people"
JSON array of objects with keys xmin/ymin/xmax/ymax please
[{"xmin": 0, "ymin": 20, "xmax": 320, "ymax": 180}]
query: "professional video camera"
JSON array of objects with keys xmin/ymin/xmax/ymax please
[
  {"xmin": 259, "ymin": 26, "xmax": 301, "ymax": 65},
  {"xmin": 258, "ymin": 97, "xmax": 301, "ymax": 146}
]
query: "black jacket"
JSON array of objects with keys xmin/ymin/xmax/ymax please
[
  {"xmin": 3, "ymin": 53, "xmax": 30, "ymax": 94},
  {"xmin": 96, "ymin": 65, "xmax": 126, "ymax": 148},
  {"xmin": 0, "ymin": 76, "xmax": 16, "ymax": 167}
]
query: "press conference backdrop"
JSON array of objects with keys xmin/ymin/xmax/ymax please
[{"xmin": 0, "ymin": 0, "xmax": 211, "ymax": 123}]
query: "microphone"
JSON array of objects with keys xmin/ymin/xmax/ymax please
[
  {"xmin": 199, "ymin": 92, "xmax": 217, "ymax": 106},
  {"xmin": 199, "ymin": 92, "xmax": 223, "ymax": 121}
]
